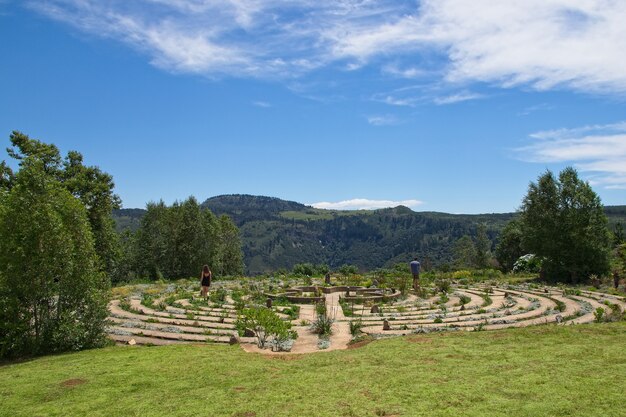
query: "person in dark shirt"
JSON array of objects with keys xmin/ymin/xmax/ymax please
[
  {"xmin": 200, "ymin": 264, "xmax": 212, "ymax": 300},
  {"xmin": 410, "ymin": 258, "xmax": 421, "ymax": 292}
]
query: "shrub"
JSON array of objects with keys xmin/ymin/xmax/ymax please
[
  {"xmin": 452, "ymin": 270, "xmax": 472, "ymax": 280},
  {"xmin": 237, "ymin": 307, "xmax": 294, "ymax": 349},
  {"xmin": 349, "ymin": 320, "xmax": 363, "ymax": 336},
  {"xmin": 458, "ymin": 295, "xmax": 471, "ymax": 305},
  {"xmin": 594, "ymin": 307, "xmax": 605, "ymax": 323},
  {"xmin": 338, "ymin": 264, "xmax": 358, "ymax": 276},
  {"xmin": 311, "ymin": 314, "xmax": 334, "ymax": 336},
  {"xmin": 435, "ymin": 278, "xmax": 451, "ymax": 294},
  {"xmin": 292, "ymin": 263, "xmax": 314, "ymax": 277},
  {"xmin": 281, "ymin": 305, "xmax": 300, "ymax": 320},
  {"xmin": 209, "ymin": 287, "xmax": 227, "ymax": 304},
  {"xmin": 513, "ymin": 254, "xmax": 542, "ymax": 273}
]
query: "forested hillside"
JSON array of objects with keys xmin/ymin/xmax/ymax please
[{"xmin": 113, "ymin": 194, "xmax": 626, "ymax": 275}]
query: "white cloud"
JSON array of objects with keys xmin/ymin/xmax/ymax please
[
  {"xmin": 252, "ymin": 101, "xmax": 271, "ymax": 108},
  {"xmin": 367, "ymin": 115, "xmax": 401, "ymax": 126},
  {"xmin": 433, "ymin": 91, "xmax": 483, "ymax": 105},
  {"xmin": 26, "ymin": 0, "xmax": 626, "ymax": 94},
  {"xmin": 517, "ymin": 103, "xmax": 554, "ymax": 116},
  {"xmin": 517, "ymin": 121, "xmax": 626, "ymax": 188},
  {"xmin": 310, "ymin": 198, "xmax": 423, "ymax": 210}
]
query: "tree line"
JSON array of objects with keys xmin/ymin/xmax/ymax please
[{"xmin": 120, "ymin": 197, "xmax": 244, "ymax": 281}]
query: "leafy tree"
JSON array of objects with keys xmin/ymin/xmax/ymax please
[
  {"xmin": 0, "ymin": 161, "xmax": 13, "ymax": 191},
  {"xmin": 62, "ymin": 151, "xmax": 122, "ymax": 280},
  {"xmin": 453, "ymin": 235, "xmax": 476, "ymax": 268},
  {"xmin": 495, "ymin": 218, "xmax": 524, "ymax": 271},
  {"xmin": 314, "ymin": 263, "xmax": 330, "ymax": 275},
  {"xmin": 519, "ymin": 167, "xmax": 611, "ymax": 283},
  {"xmin": 292, "ymin": 263, "xmax": 315, "ymax": 276},
  {"xmin": 133, "ymin": 199, "xmax": 239, "ymax": 279},
  {"xmin": 0, "ymin": 160, "xmax": 109, "ymax": 358},
  {"xmin": 338, "ymin": 264, "xmax": 358, "ymax": 276},
  {"xmin": 613, "ymin": 222, "xmax": 624, "ymax": 246},
  {"xmin": 4, "ymin": 132, "xmax": 122, "ymax": 281},
  {"xmin": 474, "ymin": 223, "xmax": 491, "ymax": 268},
  {"xmin": 216, "ymin": 215, "xmax": 244, "ymax": 276},
  {"xmin": 134, "ymin": 201, "xmax": 169, "ymax": 279}
]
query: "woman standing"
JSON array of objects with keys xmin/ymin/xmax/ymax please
[{"xmin": 200, "ymin": 265, "xmax": 212, "ymax": 300}]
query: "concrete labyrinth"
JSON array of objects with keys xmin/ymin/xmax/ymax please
[{"xmin": 107, "ymin": 284, "xmax": 626, "ymax": 353}]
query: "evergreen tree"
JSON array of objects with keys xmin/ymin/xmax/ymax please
[
  {"xmin": 474, "ymin": 223, "xmax": 491, "ymax": 268},
  {"xmin": 520, "ymin": 167, "xmax": 611, "ymax": 283},
  {"xmin": 453, "ymin": 235, "xmax": 476, "ymax": 268},
  {"xmin": 216, "ymin": 215, "xmax": 244, "ymax": 275},
  {"xmin": 0, "ymin": 161, "xmax": 109, "ymax": 358},
  {"xmin": 613, "ymin": 222, "xmax": 624, "ymax": 246},
  {"xmin": 134, "ymin": 201, "xmax": 169, "ymax": 279},
  {"xmin": 495, "ymin": 218, "xmax": 524, "ymax": 272}
]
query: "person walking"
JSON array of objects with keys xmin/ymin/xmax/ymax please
[
  {"xmin": 200, "ymin": 265, "xmax": 212, "ymax": 300},
  {"xmin": 410, "ymin": 257, "xmax": 421, "ymax": 292}
]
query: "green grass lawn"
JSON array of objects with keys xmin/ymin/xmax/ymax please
[{"xmin": 1, "ymin": 323, "xmax": 625, "ymax": 417}]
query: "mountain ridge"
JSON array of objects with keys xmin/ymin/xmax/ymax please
[{"xmin": 113, "ymin": 194, "xmax": 626, "ymax": 274}]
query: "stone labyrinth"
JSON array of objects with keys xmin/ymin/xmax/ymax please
[{"xmin": 107, "ymin": 281, "xmax": 626, "ymax": 353}]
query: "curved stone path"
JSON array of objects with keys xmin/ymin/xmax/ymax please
[{"xmin": 106, "ymin": 285, "xmax": 625, "ymax": 353}]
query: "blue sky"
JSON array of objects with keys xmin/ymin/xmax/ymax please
[{"xmin": 1, "ymin": 0, "xmax": 625, "ymax": 213}]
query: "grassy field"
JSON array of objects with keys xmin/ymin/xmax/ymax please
[{"xmin": 1, "ymin": 323, "xmax": 625, "ymax": 417}]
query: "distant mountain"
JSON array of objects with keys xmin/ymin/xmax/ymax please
[{"xmin": 113, "ymin": 194, "xmax": 626, "ymax": 275}]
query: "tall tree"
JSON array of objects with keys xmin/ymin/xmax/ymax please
[
  {"xmin": 495, "ymin": 218, "xmax": 524, "ymax": 272},
  {"xmin": 0, "ymin": 160, "xmax": 109, "ymax": 358},
  {"xmin": 134, "ymin": 201, "xmax": 169, "ymax": 279},
  {"xmin": 520, "ymin": 167, "xmax": 611, "ymax": 283},
  {"xmin": 453, "ymin": 235, "xmax": 476, "ymax": 269},
  {"xmin": 216, "ymin": 215, "xmax": 244, "ymax": 276},
  {"xmin": 474, "ymin": 223, "xmax": 491, "ymax": 268},
  {"xmin": 133, "ymin": 199, "xmax": 226, "ymax": 279},
  {"xmin": 4, "ymin": 132, "xmax": 122, "ymax": 280},
  {"xmin": 613, "ymin": 222, "xmax": 624, "ymax": 246}
]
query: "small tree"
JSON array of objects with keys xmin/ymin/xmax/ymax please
[
  {"xmin": 0, "ymin": 161, "xmax": 109, "ymax": 358},
  {"xmin": 238, "ymin": 307, "xmax": 294, "ymax": 350},
  {"xmin": 216, "ymin": 215, "xmax": 244, "ymax": 276}
]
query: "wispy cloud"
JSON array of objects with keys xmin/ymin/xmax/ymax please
[
  {"xmin": 517, "ymin": 121, "xmax": 626, "ymax": 189},
  {"xmin": 433, "ymin": 92, "xmax": 483, "ymax": 105},
  {"xmin": 25, "ymin": 0, "xmax": 626, "ymax": 94},
  {"xmin": 310, "ymin": 198, "xmax": 423, "ymax": 210},
  {"xmin": 367, "ymin": 114, "xmax": 401, "ymax": 126},
  {"xmin": 252, "ymin": 101, "xmax": 271, "ymax": 108},
  {"xmin": 517, "ymin": 103, "xmax": 554, "ymax": 116}
]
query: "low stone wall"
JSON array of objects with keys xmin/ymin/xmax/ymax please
[
  {"xmin": 342, "ymin": 290, "xmax": 402, "ymax": 303},
  {"xmin": 265, "ymin": 285, "xmax": 400, "ymax": 304}
]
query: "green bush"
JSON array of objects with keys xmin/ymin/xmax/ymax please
[
  {"xmin": 237, "ymin": 307, "xmax": 294, "ymax": 349},
  {"xmin": 209, "ymin": 287, "xmax": 227, "ymax": 304},
  {"xmin": 311, "ymin": 314, "xmax": 334, "ymax": 336},
  {"xmin": 513, "ymin": 254, "xmax": 542, "ymax": 273},
  {"xmin": 349, "ymin": 320, "xmax": 363, "ymax": 336}
]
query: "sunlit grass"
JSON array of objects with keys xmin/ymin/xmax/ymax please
[{"xmin": 1, "ymin": 322, "xmax": 625, "ymax": 417}]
